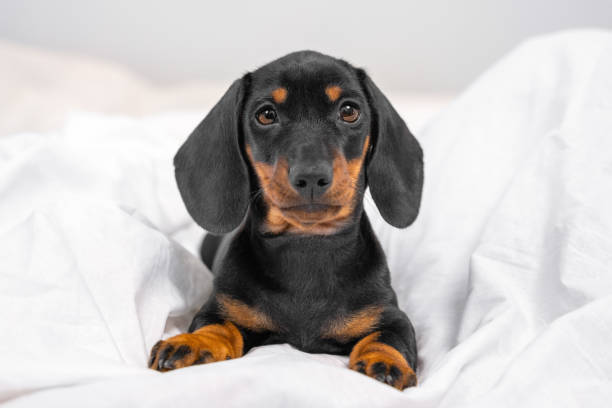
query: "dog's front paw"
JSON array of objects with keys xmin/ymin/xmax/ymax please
[
  {"xmin": 148, "ymin": 322, "xmax": 243, "ymax": 372},
  {"xmin": 349, "ymin": 332, "xmax": 416, "ymax": 390}
]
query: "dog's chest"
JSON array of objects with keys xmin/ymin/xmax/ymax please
[
  {"xmin": 218, "ymin": 224, "xmax": 387, "ymax": 353},
  {"xmin": 258, "ymin": 277, "xmax": 356, "ymax": 353}
]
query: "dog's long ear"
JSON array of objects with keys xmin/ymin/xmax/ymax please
[
  {"xmin": 174, "ymin": 76, "xmax": 250, "ymax": 234},
  {"xmin": 358, "ymin": 69, "xmax": 424, "ymax": 228}
]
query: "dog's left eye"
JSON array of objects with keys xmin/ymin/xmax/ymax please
[
  {"xmin": 339, "ymin": 104, "xmax": 360, "ymax": 123},
  {"xmin": 256, "ymin": 108, "xmax": 277, "ymax": 125}
]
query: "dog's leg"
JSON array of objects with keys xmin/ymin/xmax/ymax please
[
  {"xmin": 348, "ymin": 308, "xmax": 417, "ymax": 390},
  {"xmin": 148, "ymin": 297, "xmax": 238, "ymax": 371},
  {"xmin": 148, "ymin": 320, "xmax": 243, "ymax": 372},
  {"xmin": 199, "ymin": 233, "xmax": 223, "ymax": 271},
  {"xmin": 149, "ymin": 296, "xmax": 272, "ymax": 372}
]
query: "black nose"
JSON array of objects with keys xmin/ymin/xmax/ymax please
[{"xmin": 290, "ymin": 162, "xmax": 333, "ymax": 199}]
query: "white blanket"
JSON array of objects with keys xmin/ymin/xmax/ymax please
[{"xmin": 1, "ymin": 30, "xmax": 611, "ymax": 407}]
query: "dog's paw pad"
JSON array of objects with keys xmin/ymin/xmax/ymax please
[
  {"xmin": 352, "ymin": 358, "xmax": 415, "ymax": 389},
  {"xmin": 349, "ymin": 335, "xmax": 416, "ymax": 390},
  {"xmin": 148, "ymin": 333, "xmax": 230, "ymax": 372}
]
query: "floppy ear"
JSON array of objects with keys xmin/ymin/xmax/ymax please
[
  {"xmin": 358, "ymin": 69, "xmax": 424, "ymax": 228},
  {"xmin": 174, "ymin": 76, "xmax": 250, "ymax": 234}
]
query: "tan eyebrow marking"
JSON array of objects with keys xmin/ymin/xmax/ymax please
[
  {"xmin": 271, "ymin": 87, "xmax": 288, "ymax": 103},
  {"xmin": 325, "ymin": 85, "xmax": 342, "ymax": 102}
]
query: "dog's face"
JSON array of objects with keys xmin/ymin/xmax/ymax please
[
  {"xmin": 243, "ymin": 54, "xmax": 371, "ymax": 234},
  {"xmin": 175, "ymin": 51, "xmax": 423, "ymax": 235}
]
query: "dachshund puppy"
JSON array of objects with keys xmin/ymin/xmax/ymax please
[{"xmin": 149, "ymin": 51, "xmax": 423, "ymax": 390}]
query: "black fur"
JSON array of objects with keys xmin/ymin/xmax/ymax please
[
  {"xmin": 172, "ymin": 51, "xmax": 423, "ymax": 384},
  {"xmin": 357, "ymin": 70, "xmax": 424, "ymax": 227},
  {"xmin": 174, "ymin": 78, "xmax": 251, "ymax": 234}
]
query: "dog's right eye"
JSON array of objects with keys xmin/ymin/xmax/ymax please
[
  {"xmin": 339, "ymin": 104, "xmax": 360, "ymax": 123},
  {"xmin": 256, "ymin": 108, "xmax": 277, "ymax": 125}
]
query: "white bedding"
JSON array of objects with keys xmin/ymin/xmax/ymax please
[{"xmin": 1, "ymin": 30, "xmax": 611, "ymax": 407}]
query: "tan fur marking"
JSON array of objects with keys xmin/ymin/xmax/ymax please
[
  {"xmin": 149, "ymin": 322, "xmax": 243, "ymax": 371},
  {"xmin": 245, "ymin": 137, "xmax": 370, "ymax": 235},
  {"xmin": 217, "ymin": 294, "xmax": 277, "ymax": 332},
  {"xmin": 322, "ymin": 306, "xmax": 383, "ymax": 342},
  {"xmin": 325, "ymin": 85, "xmax": 342, "ymax": 102},
  {"xmin": 271, "ymin": 87, "xmax": 288, "ymax": 103},
  {"xmin": 349, "ymin": 331, "xmax": 417, "ymax": 390}
]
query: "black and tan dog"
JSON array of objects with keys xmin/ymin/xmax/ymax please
[{"xmin": 148, "ymin": 51, "xmax": 423, "ymax": 390}]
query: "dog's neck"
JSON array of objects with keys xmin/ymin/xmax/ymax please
[{"xmin": 244, "ymin": 200, "xmax": 378, "ymax": 285}]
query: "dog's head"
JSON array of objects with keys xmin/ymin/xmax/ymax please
[{"xmin": 175, "ymin": 51, "xmax": 423, "ymax": 235}]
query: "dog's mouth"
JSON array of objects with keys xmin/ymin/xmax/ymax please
[
  {"xmin": 282, "ymin": 203, "xmax": 339, "ymax": 213},
  {"xmin": 280, "ymin": 203, "xmax": 343, "ymax": 224}
]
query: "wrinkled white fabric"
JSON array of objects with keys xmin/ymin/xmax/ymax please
[{"xmin": 1, "ymin": 30, "xmax": 611, "ymax": 407}]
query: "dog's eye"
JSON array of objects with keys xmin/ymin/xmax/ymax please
[
  {"xmin": 256, "ymin": 108, "xmax": 277, "ymax": 125},
  {"xmin": 339, "ymin": 104, "xmax": 360, "ymax": 123}
]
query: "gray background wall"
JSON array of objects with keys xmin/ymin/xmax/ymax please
[{"xmin": 1, "ymin": 0, "xmax": 610, "ymax": 92}]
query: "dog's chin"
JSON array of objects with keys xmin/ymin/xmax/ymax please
[{"xmin": 280, "ymin": 203, "xmax": 343, "ymax": 224}]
